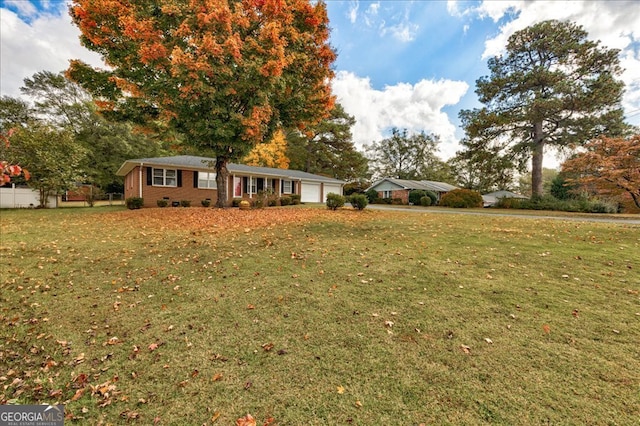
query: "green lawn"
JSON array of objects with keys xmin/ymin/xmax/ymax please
[{"xmin": 1, "ymin": 207, "xmax": 638, "ymax": 425}]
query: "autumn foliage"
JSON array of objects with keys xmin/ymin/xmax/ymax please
[
  {"xmin": 0, "ymin": 129, "xmax": 30, "ymax": 184},
  {"xmin": 68, "ymin": 0, "xmax": 336, "ymax": 206},
  {"xmin": 243, "ymin": 129, "xmax": 290, "ymax": 169},
  {"xmin": 562, "ymin": 135, "xmax": 640, "ymax": 209}
]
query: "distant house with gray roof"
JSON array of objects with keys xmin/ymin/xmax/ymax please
[
  {"xmin": 481, "ymin": 190, "xmax": 528, "ymax": 207},
  {"xmin": 116, "ymin": 155, "xmax": 344, "ymax": 207},
  {"xmin": 366, "ymin": 178, "xmax": 458, "ymax": 204}
]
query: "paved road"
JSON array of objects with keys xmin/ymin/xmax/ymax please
[{"xmin": 365, "ymin": 204, "xmax": 640, "ymax": 226}]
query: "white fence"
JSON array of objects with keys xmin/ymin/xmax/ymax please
[{"xmin": 0, "ymin": 185, "xmax": 58, "ymax": 208}]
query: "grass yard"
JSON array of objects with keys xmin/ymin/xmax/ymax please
[{"xmin": 1, "ymin": 206, "xmax": 638, "ymax": 425}]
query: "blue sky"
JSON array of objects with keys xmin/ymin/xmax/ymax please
[{"xmin": 2, "ymin": 0, "xmax": 640, "ymax": 166}]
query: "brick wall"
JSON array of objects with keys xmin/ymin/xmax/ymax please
[
  {"xmin": 377, "ymin": 189, "xmax": 409, "ymax": 204},
  {"xmin": 124, "ymin": 167, "xmax": 299, "ymax": 207},
  {"xmin": 125, "ymin": 167, "xmax": 218, "ymax": 207}
]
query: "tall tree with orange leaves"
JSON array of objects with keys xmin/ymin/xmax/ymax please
[
  {"xmin": 68, "ymin": 0, "xmax": 335, "ymax": 207},
  {"xmin": 562, "ymin": 135, "xmax": 640, "ymax": 209}
]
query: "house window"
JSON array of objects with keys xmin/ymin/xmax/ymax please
[
  {"xmin": 382, "ymin": 190, "xmax": 392, "ymax": 199},
  {"xmin": 282, "ymin": 180, "xmax": 292, "ymax": 194},
  {"xmin": 233, "ymin": 176, "xmax": 242, "ymax": 197},
  {"xmin": 266, "ymin": 179, "xmax": 274, "ymax": 191},
  {"xmin": 198, "ymin": 172, "xmax": 216, "ymax": 189},
  {"xmin": 153, "ymin": 168, "xmax": 177, "ymax": 187},
  {"xmin": 249, "ymin": 177, "xmax": 257, "ymax": 194}
]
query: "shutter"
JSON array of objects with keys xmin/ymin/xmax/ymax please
[
  {"xmin": 177, "ymin": 170, "xmax": 182, "ymax": 187},
  {"xmin": 193, "ymin": 171, "xmax": 198, "ymax": 188},
  {"xmin": 146, "ymin": 167, "xmax": 152, "ymax": 186},
  {"xmin": 243, "ymin": 177, "xmax": 248, "ymax": 194},
  {"xmin": 257, "ymin": 178, "xmax": 264, "ymax": 192}
]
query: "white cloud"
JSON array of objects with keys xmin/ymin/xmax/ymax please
[
  {"xmin": 1, "ymin": 6, "xmax": 104, "ymax": 98},
  {"xmin": 2, "ymin": 0, "xmax": 38, "ymax": 19},
  {"xmin": 382, "ymin": 21, "xmax": 419, "ymax": 43},
  {"xmin": 332, "ymin": 71, "xmax": 469, "ymax": 159},
  {"xmin": 364, "ymin": 1, "xmax": 380, "ymax": 27},
  {"xmin": 348, "ymin": 0, "xmax": 359, "ymax": 24}
]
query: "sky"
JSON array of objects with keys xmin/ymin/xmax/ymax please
[{"xmin": 1, "ymin": 0, "xmax": 640, "ymax": 169}]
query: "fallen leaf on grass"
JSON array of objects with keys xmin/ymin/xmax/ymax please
[
  {"xmin": 212, "ymin": 373, "xmax": 224, "ymax": 382},
  {"xmin": 337, "ymin": 385, "xmax": 345, "ymax": 394},
  {"xmin": 484, "ymin": 338, "xmax": 493, "ymax": 344},
  {"xmin": 71, "ymin": 387, "xmax": 86, "ymax": 401},
  {"xmin": 355, "ymin": 400, "xmax": 363, "ymax": 408},
  {"xmin": 236, "ymin": 414, "xmax": 256, "ymax": 426},
  {"xmin": 460, "ymin": 344, "xmax": 471, "ymax": 354},
  {"xmin": 148, "ymin": 343, "xmax": 159, "ymax": 351},
  {"xmin": 542, "ymin": 324, "xmax": 551, "ymax": 334},
  {"xmin": 261, "ymin": 342, "xmax": 274, "ymax": 352},
  {"xmin": 120, "ymin": 410, "xmax": 139, "ymax": 420}
]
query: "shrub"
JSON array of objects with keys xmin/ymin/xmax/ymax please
[
  {"xmin": 125, "ymin": 197, "xmax": 144, "ymax": 210},
  {"xmin": 365, "ymin": 188, "xmax": 379, "ymax": 204},
  {"xmin": 419, "ymin": 196, "xmax": 432, "ymax": 207},
  {"xmin": 425, "ymin": 190, "xmax": 438, "ymax": 206},
  {"xmin": 180, "ymin": 200, "xmax": 191, "ymax": 207},
  {"xmin": 494, "ymin": 195, "xmax": 618, "ymax": 213},
  {"xmin": 439, "ymin": 189, "xmax": 483, "ymax": 208},
  {"xmin": 409, "ymin": 190, "xmax": 427, "ymax": 205},
  {"xmin": 157, "ymin": 199, "xmax": 169, "ymax": 208},
  {"xmin": 349, "ymin": 193, "xmax": 368, "ymax": 210},
  {"xmin": 253, "ymin": 197, "xmax": 265, "ymax": 209},
  {"xmin": 381, "ymin": 197, "xmax": 392, "ymax": 204},
  {"xmin": 326, "ymin": 193, "xmax": 345, "ymax": 210},
  {"xmin": 391, "ymin": 198, "xmax": 404, "ymax": 205},
  {"xmin": 201, "ymin": 199, "xmax": 211, "ymax": 207},
  {"xmin": 290, "ymin": 194, "xmax": 301, "ymax": 205},
  {"xmin": 232, "ymin": 198, "xmax": 243, "ymax": 207},
  {"xmin": 280, "ymin": 196, "xmax": 292, "ymax": 206}
]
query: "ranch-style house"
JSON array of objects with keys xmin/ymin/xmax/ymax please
[{"xmin": 116, "ymin": 155, "xmax": 345, "ymax": 208}]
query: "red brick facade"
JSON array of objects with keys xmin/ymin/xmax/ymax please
[
  {"xmin": 124, "ymin": 166, "xmax": 298, "ymax": 207},
  {"xmin": 377, "ymin": 189, "xmax": 409, "ymax": 204}
]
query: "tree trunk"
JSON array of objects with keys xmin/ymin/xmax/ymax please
[
  {"xmin": 531, "ymin": 121, "xmax": 545, "ymax": 198},
  {"xmin": 630, "ymin": 192, "xmax": 640, "ymax": 209},
  {"xmin": 215, "ymin": 156, "xmax": 229, "ymax": 208}
]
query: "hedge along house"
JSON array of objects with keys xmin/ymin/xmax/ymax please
[
  {"xmin": 116, "ymin": 155, "xmax": 345, "ymax": 207},
  {"xmin": 367, "ymin": 178, "xmax": 459, "ymax": 204}
]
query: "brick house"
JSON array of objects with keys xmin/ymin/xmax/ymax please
[
  {"xmin": 367, "ymin": 178, "xmax": 458, "ymax": 204},
  {"xmin": 116, "ymin": 155, "xmax": 344, "ymax": 207}
]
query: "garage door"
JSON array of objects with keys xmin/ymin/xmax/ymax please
[
  {"xmin": 301, "ymin": 182, "xmax": 321, "ymax": 203},
  {"xmin": 323, "ymin": 184, "xmax": 342, "ymax": 200}
]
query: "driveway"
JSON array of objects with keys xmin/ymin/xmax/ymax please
[{"xmin": 365, "ymin": 204, "xmax": 640, "ymax": 225}]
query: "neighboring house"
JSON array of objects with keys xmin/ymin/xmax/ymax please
[
  {"xmin": 482, "ymin": 190, "xmax": 528, "ymax": 207},
  {"xmin": 367, "ymin": 178, "xmax": 458, "ymax": 204},
  {"xmin": 116, "ymin": 155, "xmax": 345, "ymax": 207}
]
